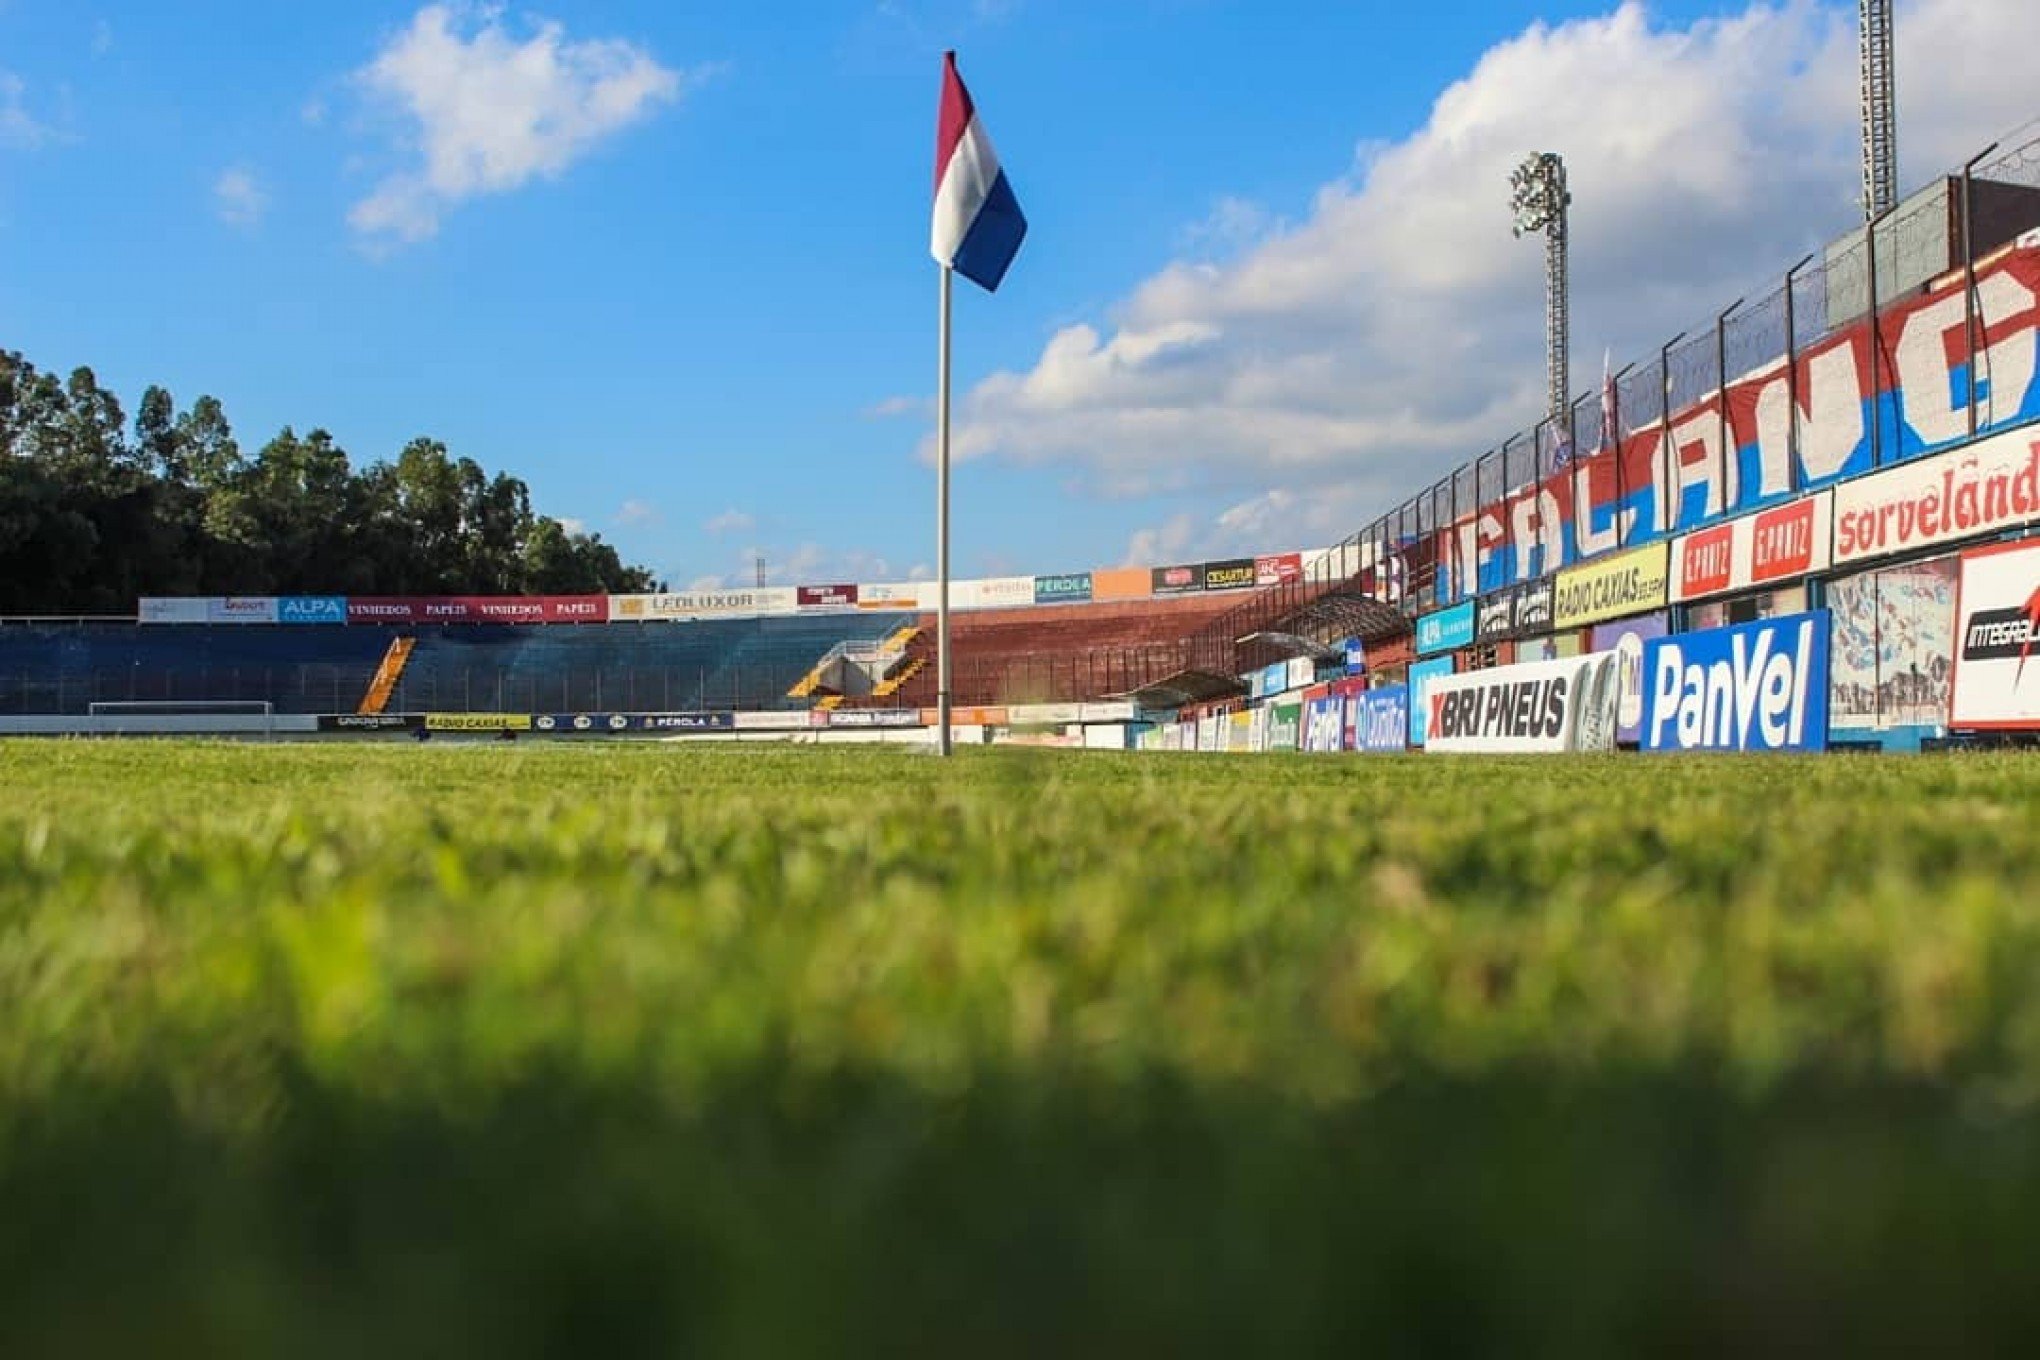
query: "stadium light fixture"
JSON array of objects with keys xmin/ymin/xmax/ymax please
[{"xmin": 1510, "ymin": 152, "xmax": 1572, "ymax": 423}]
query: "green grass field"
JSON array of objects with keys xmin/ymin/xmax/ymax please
[{"xmin": 6, "ymin": 740, "xmax": 2040, "ymax": 1356}]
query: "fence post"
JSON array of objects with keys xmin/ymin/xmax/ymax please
[
  {"xmin": 1716, "ymin": 297, "xmax": 1743, "ymax": 514},
  {"xmin": 1784, "ymin": 254, "xmax": 1813, "ymax": 494},
  {"xmin": 1658, "ymin": 331, "xmax": 1687, "ymax": 533},
  {"xmin": 1963, "ymin": 142, "xmax": 1998, "ymax": 438}
]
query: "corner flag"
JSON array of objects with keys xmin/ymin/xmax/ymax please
[{"xmin": 931, "ymin": 52, "xmax": 1026, "ymax": 292}]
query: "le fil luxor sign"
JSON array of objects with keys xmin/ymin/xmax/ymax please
[
  {"xmin": 1950, "ymin": 538, "xmax": 2040, "ymax": 730},
  {"xmin": 1423, "ymin": 651, "xmax": 1622, "ymax": 754},
  {"xmin": 1671, "ymin": 491, "xmax": 1833, "ymax": 602},
  {"xmin": 1640, "ymin": 611, "xmax": 1830, "ymax": 752},
  {"xmin": 1832, "ymin": 425, "xmax": 2040, "ymax": 567},
  {"xmin": 1552, "ymin": 543, "xmax": 1669, "ymax": 629}
]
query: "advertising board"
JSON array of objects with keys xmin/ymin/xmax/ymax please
[
  {"xmin": 1264, "ymin": 699, "xmax": 1302, "ymax": 751},
  {"xmin": 610, "ymin": 589, "xmax": 798, "ymax": 619},
  {"xmin": 347, "ymin": 596, "xmax": 607, "ymax": 624},
  {"xmin": 1475, "ymin": 590, "xmax": 1516, "ymax": 643},
  {"xmin": 1949, "ymin": 539, "xmax": 2040, "ymax": 729},
  {"xmin": 1359, "ymin": 685, "xmax": 1410, "ymax": 753},
  {"xmin": 1032, "ymin": 572, "xmax": 1094, "ymax": 605},
  {"xmin": 425, "ymin": 713, "xmax": 532, "ymax": 731},
  {"xmin": 1827, "ymin": 557, "xmax": 1957, "ymax": 730},
  {"xmin": 1091, "ymin": 567, "xmax": 1152, "ymax": 601},
  {"xmin": 278, "ymin": 596, "xmax": 347, "ymax": 625},
  {"xmin": 856, "ymin": 583, "xmax": 922, "ymax": 610},
  {"xmin": 1588, "ymin": 611, "xmax": 1671, "ymax": 744},
  {"xmin": 796, "ymin": 584, "xmax": 860, "ymax": 609},
  {"xmin": 316, "ymin": 713, "xmax": 421, "ymax": 731},
  {"xmin": 954, "ymin": 576, "xmax": 1037, "ymax": 609},
  {"xmin": 1203, "ymin": 558, "xmax": 1257, "ymax": 591},
  {"xmin": 1285, "ymin": 655, "xmax": 1316, "ymax": 691},
  {"xmin": 1302, "ymin": 694, "xmax": 1345, "ymax": 752},
  {"xmin": 636, "ymin": 712, "xmax": 737, "ymax": 731},
  {"xmin": 825, "ymin": 709, "xmax": 921, "ymax": 728},
  {"xmin": 1832, "ymin": 426, "xmax": 2040, "ymax": 567},
  {"xmin": 1407, "ymin": 656, "xmax": 1455, "ymax": 747},
  {"xmin": 533, "ymin": 713, "xmax": 632, "ymax": 734},
  {"xmin": 1152, "ymin": 562, "xmax": 1206, "ymax": 595},
  {"xmin": 207, "ymin": 596, "xmax": 278, "ymax": 625},
  {"xmin": 138, "ymin": 598, "xmax": 210, "ymax": 624},
  {"xmin": 1255, "ymin": 553, "xmax": 1304, "ymax": 585},
  {"xmin": 1671, "ymin": 492, "xmax": 1833, "ymax": 602},
  {"xmin": 1423, "ymin": 652, "xmax": 1622, "ymax": 754},
  {"xmin": 1341, "ymin": 637, "xmax": 1366, "ymax": 674},
  {"xmin": 1416, "ymin": 600, "xmax": 1476, "ymax": 655},
  {"xmin": 1640, "ymin": 612, "xmax": 1830, "ymax": 752},
  {"xmin": 1553, "ymin": 543, "xmax": 1669, "ymax": 629}
]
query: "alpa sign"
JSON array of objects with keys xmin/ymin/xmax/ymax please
[{"xmin": 1640, "ymin": 611, "xmax": 1829, "ymax": 752}]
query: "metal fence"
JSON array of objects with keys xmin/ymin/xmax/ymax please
[{"xmin": 1151, "ymin": 121, "xmax": 2040, "ymax": 688}]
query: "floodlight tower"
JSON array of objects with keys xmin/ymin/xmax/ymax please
[
  {"xmin": 1510, "ymin": 151, "xmax": 1572, "ymax": 422},
  {"xmin": 1860, "ymin": 0, "xmax": 1896, "ymax": 220}
]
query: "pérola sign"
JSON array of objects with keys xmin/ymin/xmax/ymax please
[
  {"xmin": 1423, "ymin": 652, "xmax": 1621, "ymax": 754},
  {"xmin": 1640, "ymin": 611, "xmax": 1830, "ymax": 752}
]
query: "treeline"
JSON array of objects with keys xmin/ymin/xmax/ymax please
[{"xmin": 0, "ymin": 351, "xmax": 660, "ymax": 615}]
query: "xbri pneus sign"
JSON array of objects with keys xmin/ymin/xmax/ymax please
[
  {"xmin": 1950, "ymin": 539, "xmax": 2040, "ymax": 730},
  {"xmin": 1423, "ymin": 653, "xmax": 1621, "ymax": 754},
  {"xmin": 1640, "ymin": 612, "xmax": 1829, "ymax": 752}
]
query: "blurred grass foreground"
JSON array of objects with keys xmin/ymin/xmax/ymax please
[{"xmin": 5, "ymin": 741, "xmax": 2040, "ymax": 1355}]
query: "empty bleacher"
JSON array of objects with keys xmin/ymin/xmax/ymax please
[
  {"xmin": 869, "ymin": 594, "xmax": 1248, "ymax": 708},
  {"xmin": 0, "ymin": 613, "xmax": 914, "ymax": 716}
]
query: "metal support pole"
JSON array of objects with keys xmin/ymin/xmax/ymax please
[
  {"xmin": 1784, "ymin": 253, "xmax": 1814, "ymax": 493},
  {"xmin": 1716, "ymin": 297, "xmax": 1743, "ymax": 514},
  {"xmin": 936, "ymin": 265, "xmax": 955, "ymax": 756},
  {"xmin": 1658, "ymin": 332, "xmax": 1687, "ymax": 533},
  {"xmin": 1963, "ymin": 142, "xmax": 1999, "ymax": 438}
]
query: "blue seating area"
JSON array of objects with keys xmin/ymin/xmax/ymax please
[
  {"xmin": 0, "ymin": 615, "xmax": 915, "ymax": 716},
  {"xmin": 0, "ymin": 624, "xmax": 390, "ymax": 715}
]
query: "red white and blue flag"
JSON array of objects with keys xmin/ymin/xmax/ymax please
[{"xmin": 931, "ymin": 51, "xmax": 1026, "ymax": 293}]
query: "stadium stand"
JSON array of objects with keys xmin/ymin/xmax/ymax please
[
  {"xmin": 0, "ymin": 623, "xmax": 389, "ymax": 716},
  {"xmin": 864, "ymin": 593, "xmax": 1249, "ymax": 709}
]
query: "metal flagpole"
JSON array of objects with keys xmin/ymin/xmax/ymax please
[{"xmin": 936, "ymin": 264, "xmax": 955, "ymax": 757}]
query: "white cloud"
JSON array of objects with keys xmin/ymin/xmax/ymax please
[
  {"xmin": 703, "ymin": 508, "xmax": 755, "ymax": 535},
  {"xmin": 557, "ymin": 516, "xmax": 588, "ymax": 535},
  {"xmin": 616, "ymin": 498, "xmax": 662, "ymax": 527},
  {"xmin": 347, "ymin": 3, "xmax": 692, "ymax": 245},
  {"xmin": 91, "ymin": 20, "xmax": 113, "ymax": 57},
  {"xmin": 214, "ymin": 167, "xmax": 269, "ymax": 228},
  {"xmin": 864, "ymin": 394, "xmax": 932, "ymax": 419},
  {"xmin": 0, "ymin": 72, "xmax": 54, "ymax": 151},
  {"xmin": 950, "ymin": 0, "xmax": 2040, "ymax": 544}
]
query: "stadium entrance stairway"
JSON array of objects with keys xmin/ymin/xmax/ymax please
[
  {"xmin": 786, "ymin": 624, "xmax": 921, "ymax": 703},
  {"xmin": 357, "ymin": 636, "xmax": 416, "ymax": 715}
]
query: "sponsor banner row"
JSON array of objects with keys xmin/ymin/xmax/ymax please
[
  {"xmin": 1433, "ymin": 245, "xmax": 2040, "ymax": 600},
  {"xmin": 1424, "ymin": 652, "xmax": 1622, "ymax": 754}
]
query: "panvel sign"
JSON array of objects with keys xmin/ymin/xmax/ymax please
[
  {"xmin": 1949, "ymin": 539, "xmax": 2040, "ymax": 730},
  {"xmin": 1416, "ymin": 600, "xmax": 1476, "ymax": 655},
  {"xmin": 1434, "ymin": 244, "xmax": 2040, "ymax": 600},
  {"xmin": 1831, "ymin": 425, "xmax": 2040, "ymax": 568},
  {"xmin": 1424, "ymin": 652, "xmax": 1622, "ymax": 754},
  {"xmin": 1359, "ymin": 685, "xmax": 1410, "ymax": 753},
  {"xmin": 1641, "ymin": 611, "xmax": 1830, "ymax": 752},
  {"xmin": 1303, "ymin": 694, "xmax": 1345, "ymax": 752},
  {"xmin": 1553, "ymin": 543, "xmax": 1668, "ymax": 629},
  {"xmin": 1671, "ymin": 492, "xmax": 1833, "ymax": 602}
]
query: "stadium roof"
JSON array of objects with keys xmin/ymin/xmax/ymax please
[
  {"xmin": 1117, "ymin": 668, "xmax": 1247, "ymax": 711},
  {"xmin": 1255, "ymin": 583, "xmax": 1410, "ymax": 645}
]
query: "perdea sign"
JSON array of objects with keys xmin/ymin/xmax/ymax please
[{"xmin": 1640, "ymin": 611, "xmax": 1830, "ymax": 752}]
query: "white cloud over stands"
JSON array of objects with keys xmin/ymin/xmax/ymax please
[
  {"xmin": 702, "ymin": 508, "xmax": 756, "ymax": 536},
  {"xmin": 947, "ymin": 0, "xmax": 2040, "ymax": 561},
  {"xmin": 615, "ymin": 498, "xmax": 663, "ymax": 528},
  {"xmin": 214, "ymin": 167, "xmax": 269, "ymax": 228},
  {"xmin": 347, "ymin": 3, "xmax": 699, "ymax": 245},
  {"xmin": 0, "ymin": 71, "xmax": 55, "ymax": 151}
]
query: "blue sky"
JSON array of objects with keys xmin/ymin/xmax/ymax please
[{"xmin": 3, "ymin": 1, "xmax": 2036, "ymax": 590}]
